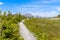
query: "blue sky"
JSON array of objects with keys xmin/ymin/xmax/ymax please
[{"xmin": 0, "ymin": 0, "xmax": 60, "ymax": 17}]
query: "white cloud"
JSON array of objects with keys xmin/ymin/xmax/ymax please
[
  {"xmin": 35, "ymin": 1, "xmax": 53, "ymax": 4},
  {"xmin": 0, "ymin": 2, "xmax": 3, "ymax": 5},
  {"xmin": 57, "ymin": 7, "xmax": 60, "ymax": 10},
  {"xmin": 16, "ymin": 0, "xmax": 60, "ymax": 17},
  {"xmin": 31, "ymin": 11, "xmax": 58, "ymax": 17},
  {"xmin": 32, "ymin": 0, "xmax": 60, "ymax": 4},
  {"xmin": 18, "ymin": 5, "xmax": 59, "ymax": 17}
]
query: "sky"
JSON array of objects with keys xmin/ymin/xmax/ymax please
[{"xmin": 0, "ymin": 0, "xmax": 60, "ymax": 17}]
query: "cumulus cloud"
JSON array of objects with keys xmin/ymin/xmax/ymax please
[{"xmin": 0, "ymin": 2, "xmax": 3, "ymax": 5}]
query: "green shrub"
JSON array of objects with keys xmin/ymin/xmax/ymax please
[{"xmin": 0, "ymin": 11, "xmax": 26, "ymax": 40}]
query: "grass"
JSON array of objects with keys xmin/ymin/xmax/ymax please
[{"xmin": 24, "ymin": 18, "xmax": 60, "ymax": 40}]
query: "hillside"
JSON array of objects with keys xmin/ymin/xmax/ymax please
[
  {"xmin": 1, "ymin": 11, "xmax": 60, "ymax": 40},
  {"xmin": 24, "ymin": 18, "xmax": 60, "ymax": 40}
]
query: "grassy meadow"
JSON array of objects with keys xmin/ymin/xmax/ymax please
[{"xmin": 24, "ymin": 18, "xmax": 60, "ymax": 40}]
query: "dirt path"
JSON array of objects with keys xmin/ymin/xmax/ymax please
[{"xmin": 19, "ymin": 20, "xmax": 36, "ymax": 40}]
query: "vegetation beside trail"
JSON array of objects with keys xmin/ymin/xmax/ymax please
[
  {"xmin": 1, "ymin": 10, "xmax": 60, "ymax": 40},
  {"xmin": 0, "ymin": 11, "xmax": 26, "ymax": 40},
  {"xmin": 24, "ymin": 18, "xmax": 60, "ymax": 40}
]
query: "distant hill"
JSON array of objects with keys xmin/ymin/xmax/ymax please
[{"xmin": 23, "ymin": 13, "xmax": 34, "ymax": 17}]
